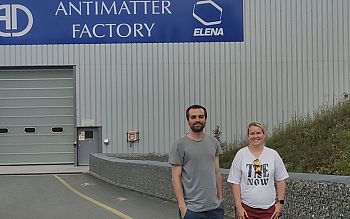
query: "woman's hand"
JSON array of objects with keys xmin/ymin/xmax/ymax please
[
  {"xmin": 271, "ymin": 203, "xmax": 282, "ymax": 219},
  {"xmin": 236, "ymin": 204, "xmax": 248, "ymax": 219}
]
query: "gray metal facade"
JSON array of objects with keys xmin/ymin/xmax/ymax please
[
  {"xmin": 0, "ymin": 68, "xmax": 74, "ymax": 164},
  {"xmin": 0, "ymin": 0, "xmax": 349, "ymax": 155}
]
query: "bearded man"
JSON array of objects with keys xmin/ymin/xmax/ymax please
[{"xmin": 169, "ymin": 104, "xmax": 224, "ymax": 219}]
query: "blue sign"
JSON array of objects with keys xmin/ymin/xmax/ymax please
[{"xmin": 0, "ymin": 0, "xmax": 243, "ymax": 45}]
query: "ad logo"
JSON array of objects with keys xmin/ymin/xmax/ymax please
[
  {"xmin": 192, "ymin": 0, "xmax": 224, "ymax": 36},
  {"xmin": 0, "ymin": 4, "xmax": 33, "ymax": 37}
]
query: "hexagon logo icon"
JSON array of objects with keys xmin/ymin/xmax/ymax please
[{"xmin": 193, "ymin": 0, "xmax": 223, "ymax": 26}]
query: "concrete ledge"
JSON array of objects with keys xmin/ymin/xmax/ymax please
[
  {"xmin": 89, "ymin": 153, "xmax": 350, "ymax": 218},
  {"xmin": 89, "ymin": 153, "xmax": 173, "ymax": 199}
]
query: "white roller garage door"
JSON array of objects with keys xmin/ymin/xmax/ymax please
[{"xmin": 0, "ymin": 67, "xmax": 75, "ymax": 165}]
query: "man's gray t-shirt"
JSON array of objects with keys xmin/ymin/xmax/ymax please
[{"xmin": 169, "ymin": 135, "xmax": 223, "ymax": 212}]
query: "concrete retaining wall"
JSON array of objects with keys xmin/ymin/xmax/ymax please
[{"xmin": 89, "ymin": 153, "xmax": 350, "ymax": 218}]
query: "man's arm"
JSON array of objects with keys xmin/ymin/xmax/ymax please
[
  {"xmin": 271, "ymin": 179, "xmax": 287, "ymax": 219},
  {"xmin": 171, "ymin": 165, "xmax": 186, "ymax": 218},
  {"xmin": 215, "ymin": 156, "xmax": 223, "ymax": 202}
]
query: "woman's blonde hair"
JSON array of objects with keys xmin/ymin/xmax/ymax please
[{"xmin": 247, "ymin": 122, "xmax": 266, "ymax": 135}]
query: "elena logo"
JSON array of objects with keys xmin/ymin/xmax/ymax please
[
  {"xmin": 0, "ymin": 4, "xmax": 33, "ymax": 37},
  {"xmin": 192, "ymin": 0, "xmax": 224, "ymax": 37}
]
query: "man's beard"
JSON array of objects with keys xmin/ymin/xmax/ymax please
[{"xmin": 190, "ymin": 123, "xmax": 205, "ymax": 132}]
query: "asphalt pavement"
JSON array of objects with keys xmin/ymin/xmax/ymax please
[
  {"xmin": 0, "ymin": 172, "xmax": 179, "ymax": 219},
  {"xmin": 0, "ymin": 165, "xmax": 233, "ymax": 219}
]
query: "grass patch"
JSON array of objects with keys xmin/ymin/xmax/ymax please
[{"xmin": 218, "ymin": 97, "xmax": 350, "ymax": 176}]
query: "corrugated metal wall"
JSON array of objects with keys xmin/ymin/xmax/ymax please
[{"xmin": 1, "ymin": 0, "xmax": 349, "ymax": 154}]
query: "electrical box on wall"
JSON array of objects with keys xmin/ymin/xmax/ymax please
[{"xmin": 127, "ymin": 130, "xmax": 139, "ymax": 142}]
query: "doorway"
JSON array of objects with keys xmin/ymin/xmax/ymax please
[{"xmin": 76, "ymin": 126, "xmax": 101, "ymax": 165}]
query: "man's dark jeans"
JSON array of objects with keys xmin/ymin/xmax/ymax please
[{"xmin": 179, "ymin": 203, "xmax": 225, "ymax": 219}]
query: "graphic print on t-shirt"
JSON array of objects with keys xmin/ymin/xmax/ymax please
[{"xmin": 246, "ymin": 163, "xmax": 269, "ymax": 186}]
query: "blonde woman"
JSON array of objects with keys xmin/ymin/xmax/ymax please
[{"xmin": 227, "ymin": 122, "xmax": 289, "ymax": 219}]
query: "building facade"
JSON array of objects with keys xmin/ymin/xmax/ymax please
[{"xmin": 0, "ymin": 0, "xmax": 349, "ymax": 164}]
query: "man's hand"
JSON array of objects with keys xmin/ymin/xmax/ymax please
[
  {"xmin": 271, "ymin": 203, "xmax": 282, "ymax": 219},
  {"xmin": 179, "ymin": 206, "xmax": 187, "ymax": 219}
]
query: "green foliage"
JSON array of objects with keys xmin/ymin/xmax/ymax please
[
  {"xmin": 218, "ymin": 96, "xmax": 350, "ymax": 176},
  {"xmin": 212, "ymin": 125, "xmax": 222, "ymax": 143},
  {"xmin": 212, "ymin": 126, "xmax": 247, "ymax": 168},
  {"xmin": 219, "ymin": 147, "xmax": 240, "ymax": 169}
]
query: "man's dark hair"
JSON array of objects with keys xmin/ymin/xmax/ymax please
[{"xmin": 186, "ymin": 105, "xmax": 207, "ymax": 121}]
